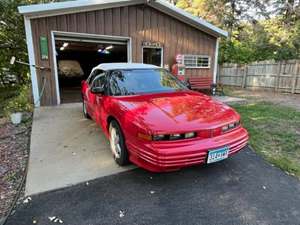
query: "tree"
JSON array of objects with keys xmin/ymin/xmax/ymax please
[
  {"xmin": 0, "ymin": 0, "xmax": 61, "ymax": 86},
  {"xmin": 176, "ymin": 0, "xmax": 300, "ymax": 63}
]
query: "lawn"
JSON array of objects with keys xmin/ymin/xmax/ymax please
[{"xmin": 232, "ymin": 102, "xmax": 300, "ymax": 178}]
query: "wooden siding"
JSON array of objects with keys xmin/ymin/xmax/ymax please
[{"xmin": 31, "ymin": 4, "xmax": 217, "ymax": 105}]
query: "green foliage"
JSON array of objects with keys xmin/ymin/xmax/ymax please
[
  {"xmin": 4, "ymin": 85, "xmax": 33, "ymax": 115},
  {"xmin": 0, "ymin": 0, "xmax": 62, "ymax": 87},
  {"xmin": 176, "ymin": 0, "xmax": 300, "ymax": 63},
  {"xmin": 220, "ymin": 18, "xmax": 300, "ymax": 63},
  {"xmin": 0, "ymin": 0, "xmax": 28, "ymax": 86},
  {"xmin": 0, "ymin": 86, "xmax": 19, "ymax": 117}
]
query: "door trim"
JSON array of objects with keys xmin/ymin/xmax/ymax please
[
  {"xmin": 142, "ymin": 46, "xmax": 163, "ymax": 67},
  {"xmin": 51, "ymin": 31, "xmax": 132, "ymax": 105}
]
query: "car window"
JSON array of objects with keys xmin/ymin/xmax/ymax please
[
  {"xmin": 109, "ymin": 69, "xmax": 187, "ymax": 96},
  {"xmin": 91, "ymin": 72, "xmax": 106, "ymax": 89},
  {"xmin": 87, "ymin": 69, "xmax": 104, "ymax": 85}
]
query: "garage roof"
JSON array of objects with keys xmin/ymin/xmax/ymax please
[{"xmin": 18, "ymin": 0, "xmax": 228, "ymax": 38}]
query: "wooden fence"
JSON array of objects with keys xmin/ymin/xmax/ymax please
[{"xmin": 218, "ymin": 60, "xmax": 300, "ymax": 93}]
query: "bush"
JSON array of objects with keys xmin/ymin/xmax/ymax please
[{"xmin": 4, "ymin": 85, "xmax": 33, "ymax": 115}]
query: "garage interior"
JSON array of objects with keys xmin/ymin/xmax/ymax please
[{"xmin": 55, "ymin": 37, "xmax": 128, "ymax": 103}]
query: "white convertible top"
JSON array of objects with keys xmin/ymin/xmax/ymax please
[{"xmin": 93, "ymin": 63, "xmax": 159, "ymax": 71}]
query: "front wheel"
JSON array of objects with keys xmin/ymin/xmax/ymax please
[
  {"xmin": 109, "ymin": 120, "xmax": 129, "ymax": 166},
  {"xmin": 82, "ymin": 100, "xmax": 91, "ymax": 119}
]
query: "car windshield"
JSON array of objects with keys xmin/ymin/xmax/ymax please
[{"xmin": 109, "ymin": 69, "xmax": 187, "ymax": 96}]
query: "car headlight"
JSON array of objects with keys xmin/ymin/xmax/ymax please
[
  {"xmin": 222, "ymin": 125, "xmax": 229, "ymax": 132},
  {"xmin": 184, "ymin": 132, "xmax": 196, "ymax": 139},
  {"xmin": 222, "ymin": 120, "xmax": 240, "ymax": 133},
  {"xmin": 152, "ymin": 132, "xmax": 196, "ymax": 141},
  {"xmin": 152, "ymin": 134, "xmax": 166, "ymax": 141},
  {"xmin": 169, "ymin": 133, "xmax": 181, "ymax": 140}
]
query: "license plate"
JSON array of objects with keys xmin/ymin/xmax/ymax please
[{"xmin": 207, "ymin": 146, "xmax": 229, "ymax": 164}]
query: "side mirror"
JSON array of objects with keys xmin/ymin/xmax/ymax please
[{"xmin": 91, "ymin": 86, "xmax": 105, "ymax": 94}]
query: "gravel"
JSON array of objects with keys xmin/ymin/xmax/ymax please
[{"xmin": 0, "ymin": 113, "xmax": 32, "ymax": 221}]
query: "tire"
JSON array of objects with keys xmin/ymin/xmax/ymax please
[
  {"xmin": 109, "ymin": 120, "xmax": 129, "ymax": 166},
  {"xmin": 82, "ymin": 100, "xmax": 91, "ymax": 119}
]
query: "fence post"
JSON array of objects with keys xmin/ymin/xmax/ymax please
[
  {"xmin": 275, "ymin": 61, "xmax": 282, "ymax": 92},
  {"xmin": 241, "ymin": 65, "xmax": 247, "ymax": 88},
  {"xmin": 291, "ymin": 61, "xmax": 299, "ymax": 94}
]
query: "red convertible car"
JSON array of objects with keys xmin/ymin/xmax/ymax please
[{"xmin": 81, "ymin": 63, "xmax": 248, "ymax": 172}]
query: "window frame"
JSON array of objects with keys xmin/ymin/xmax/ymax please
[
  {"xmin": 87, "ymin": 69, "xmax": 105, "ymax": 86},
  {"xmin": 89, "ymin": 71, "xmax": 109, "ymax": 95},
  {"xmin": 182, "ymin": 55, "xmax": 211, "ymax": 69},
  {"xmin": 91, "ymin": 73, "xmax": 106, "ymax": 88},
  {"xmin": 142, "ymin": 46, "xmax": 164, "ymax": 67}
]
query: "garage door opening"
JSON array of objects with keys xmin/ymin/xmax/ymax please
[{"xmin": 54, "ymin": 33, "xmax": 129, "ymax": 104}]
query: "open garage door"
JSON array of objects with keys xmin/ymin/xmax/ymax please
[{"xmin": 53, "ymin": 32, "xmax": 131, "ymax": 104}]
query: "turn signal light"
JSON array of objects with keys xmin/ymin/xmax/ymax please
[{"xmin": 137, "ymin": 132, "xmax": 152, "ymax": 141}]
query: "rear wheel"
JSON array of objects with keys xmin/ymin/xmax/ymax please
[
  {"xmin": 109, "ymin": 120, "xmax": 129, "ymax": 166},
  {"xmin": 82, "ymin": 100, "xmax": 91, "ymax": 119}
]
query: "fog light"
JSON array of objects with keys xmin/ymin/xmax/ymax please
[{"xmin": 184, "ymin": 132, "xmax": 196, "ymax": 139}]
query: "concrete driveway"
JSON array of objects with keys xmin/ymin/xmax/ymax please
[
  {"xmin": 7, "ymin": 147, "xmax": 300, "ymax": 225},
  {"xmin": 26, "ymin": 103, "xmax": 134, "ymax": 195}
]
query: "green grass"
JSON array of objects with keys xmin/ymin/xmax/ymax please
[
  {"xmin": 0, "ymin": 86, "xmax": 19, "ymax": 117},
  {"xmin": 232, "ymin": 102, "xmax": 300, "ymax": 178}
]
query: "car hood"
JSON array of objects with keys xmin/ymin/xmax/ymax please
[{"xmin": 115, "ymin": 91, "xmax": 240, "ymax": 133}]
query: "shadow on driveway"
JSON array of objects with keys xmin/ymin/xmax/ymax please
[{"xmin": 7, "ymin": 147, "xmax": 300, "ymax": 225}]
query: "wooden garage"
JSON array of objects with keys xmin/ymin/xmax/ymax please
[{"xmin": 18, "ymin": 0, "xmax": 227, "ymax": 106}]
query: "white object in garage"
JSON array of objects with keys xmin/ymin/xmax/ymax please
[{"xmin": 58, "ymin": 60, "xmax": 84, "ymax": 77}]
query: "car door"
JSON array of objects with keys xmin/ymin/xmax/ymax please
[
  {"xmin": 89, "ymin": 72, "xmax": 107, "ymax": 121},
  {"xmin": 83, "ymin": 69, "xmax": 103, "ymax": 117}
]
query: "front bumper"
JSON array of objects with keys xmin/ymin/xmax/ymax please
[{"xmin": 127, "ymin": 127, "xmax": 249, "ymax": 172}]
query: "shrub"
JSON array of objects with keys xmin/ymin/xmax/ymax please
[{"xmin": 4, "ymin": 85, "xmax": 33, "ymax": 115}]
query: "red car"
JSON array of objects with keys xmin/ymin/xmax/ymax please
[{"xmin": 81, "ymin": 63, "xmax": 248, "ymax": 172}]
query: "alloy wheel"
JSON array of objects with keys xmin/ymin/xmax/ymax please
[{"xmin": 109, "ymin": 125, "xmax": 121, "ymax": 159}]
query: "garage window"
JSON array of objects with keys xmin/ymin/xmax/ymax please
[{"xmin": 183, "ymin": 55, "xmax": 210, "ymax": 68}]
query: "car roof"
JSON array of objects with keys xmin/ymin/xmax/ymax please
[{"xmin": 92, "ymin": 63, "xmax": 160, "ymax": 71}]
